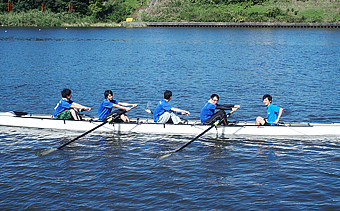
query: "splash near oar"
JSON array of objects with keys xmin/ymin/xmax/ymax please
[
  {"xmin": 37, "ymin": 110, "xmax": 125, "ymax": 157},
  {"xmin": 159, "ymin": 112, "xmax": 231, "ymax": 159},
  {"xmin": 145, "ymin": 102, "xmax": 154, "ymax": 114}
]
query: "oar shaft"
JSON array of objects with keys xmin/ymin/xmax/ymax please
[
  {"xmin": 172, "ymin": 112, "xmax": 230, "ymax": 153},
  {"xmin": 57, "ymin": 110, "xmax": 126, "ymax": 150},
  {"xmin": 57, "ymin": 121, "xmax": 107, "ymax": 150},
  {"xmin": 175, "ymin": 124, "xmax": 215, "ymax": 152}
]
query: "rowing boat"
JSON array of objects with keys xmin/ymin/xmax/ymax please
[{"xmin": 1, "ymin": 111, "xmax": 340, "ymax": 137}]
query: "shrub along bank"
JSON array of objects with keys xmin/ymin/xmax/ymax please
[{"xmin": 0, "ymin": 0, "xmax": 139, "ymax": 26}]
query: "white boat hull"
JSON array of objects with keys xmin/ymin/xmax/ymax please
[{"xmin": 1, "ymin": 112, "xmax": 340, "ymax": 137}]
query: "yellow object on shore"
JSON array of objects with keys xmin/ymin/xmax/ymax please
[{"xmin": 126, "ymin": 18, "xmax": 133, "ymax": 22}]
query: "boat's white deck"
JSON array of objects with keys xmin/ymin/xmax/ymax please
[
  {"xmin": 3, "ymin": 111, "xmax": 340, "ymax": 137},
  {"xmin": 15, "ymin": 113, "xmax": 313, "ymax": 127}
]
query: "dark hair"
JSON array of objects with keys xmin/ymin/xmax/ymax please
[
  {"xmin": 263, "ymin": 94, "xmax": 272, "ymax": 102},
  {"xmin": 210, "ymin": 94, "xmax": 219, "ymax": 100},
  {"xmin": 61, "ymin": 89, "xmax": 71, "ymax": 98},
  {"xmin": 104, "ymin": 90, "xmax": 113, "ymax": 99},
  {"xmin": 164, "ymin": 90, "xmax": 172, "ymax": 100}
]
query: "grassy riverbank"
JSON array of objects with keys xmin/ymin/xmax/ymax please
[
  {"xmin": 141, "ymin": 0, "xmax": 340, "ymax": 23},
  {"xmin": 0, "ymin": 10, "xmax": 122, "ymax": 27},
  {"xmin": 0, "ymin": 0, "xmax": 339, "ymax": 27}
]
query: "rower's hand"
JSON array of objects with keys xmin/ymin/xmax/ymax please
[
  {"xmin": 230, "ymin": 105, "xmax": 239, "ymax": 114},
  {"xmin": 83, "ymin": 107, "xmax": 91, "ymax": 111},
  {"xmin": 126, "ymin": 107, "xmax": 132, "ymax": 112},
  {"xmin": 181, "ymin": 111, "xmax": 190, "ymax": 116},
  {"xmin": 132, "ymin": 104, "xmax": 138, "ymax": 108},
  {"xmin": 274, "ymin": 119, "xmax": 279, "ymax": 124}
]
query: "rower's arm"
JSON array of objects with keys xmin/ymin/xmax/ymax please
[
  {"xmin": 216, "ymin": 104, "xmax": 234, "ymax": 110},
  {"xmin": 274, "ymin": 108, "xmax": 283, "ymax": 124},
  {"xmin": 216, "ymin": 105, "xmax": 240, "ymax": 114},
  {"xmin": 113, "ymin": 103, "xmax": 132, "ymax": 111},
  {"xmin": 171, "ymin": 107, "xmax": 190, "ymax": 116},
  {"xmin": 70, "ymin": 102, "xmax": 91, "ymax": 111},
  {"xmin": 118, "ymin": 102, "xmax": 138, "ymax": 108},
  {"xmin": 216, "ymin": 104, "xmax": 240, "ymax": 110}
]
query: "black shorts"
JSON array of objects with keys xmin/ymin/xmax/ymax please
[
  {"xmin": 263, "ymin": 119, "xmax": 271, "ymax": 126},
  {"xmin": 203, "ymin": 110, "xmax": 226, "ymax": 125}
]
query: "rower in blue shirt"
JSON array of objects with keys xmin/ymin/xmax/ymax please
[
  {"xmin": 153, "ymin": 90, "xmax": 190, "ymax": 124},
  {"xmin": 54, "ymin": 88, "xmax": 91, "ymax": 120},
  {"xmin": 98, "ymin": 90, "xmax": 138, "ymax": 122},
  {"xmin": 256, "ymin": 94, "xmax": 283, "ymax": 126},
  {"xmin": 200, "ymin": 94, "xmax": 240, "ymax": 124}
]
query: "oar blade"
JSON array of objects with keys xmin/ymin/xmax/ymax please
[
  {"xmin": 158, "ymin": 152, "xmax": 173, "ymax": 159},
  {"xmin": 145, "ymin": 109, "xmax": 152, "ymax": 114},
  {"xmin": 37, "ymin": 110, "xmax": 126, "ymax": 156},
  {"xmin": 36, "ymin": 148, "xmax": 57, "ymax": 157}
]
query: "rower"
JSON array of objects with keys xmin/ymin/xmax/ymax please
[
  {"xmin": 153, "ymin": 90, "xmax": 190, "ymax": 124},
  {"xmin": 98, "ymin": 90, "xmax": 138, "ymax": 122},
  {"xmin": 200, "ymin": 94, "xmax": 240, "ymax": 125},
  {"xmin": 255, "ymin": 94, "xmax": 283, "ymax": 126},
  {"xmin": 54, "ymin": 88, "xmax": 91, "ymax": 121}
]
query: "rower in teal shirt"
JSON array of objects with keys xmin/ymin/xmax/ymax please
[{"xmin": 256, "ymin": 94, "xmax": 283, "ymax": 126}]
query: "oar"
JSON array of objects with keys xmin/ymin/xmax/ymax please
[
  {"xmin": 159, "ymin": 112, "xmax": 231, "ymax": 159},
  {"xmin": 145, "ymin": 108, "xmax": 153, "ymax": 114},
  {"xmin": 145, "ymin": 102, "xmax": 154, "ymax": 114},
  {"xmin": 37, "ymin": 110, "xmax": 124, "ymax": 156}
]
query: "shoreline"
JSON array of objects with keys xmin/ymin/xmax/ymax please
[
  {"xmin": 2, "ymin": 22, "xmax": 340, "ymax": 28},
  {"xmin": 124, "ymin": 22, "xmax": 340, "ymax": 28}
]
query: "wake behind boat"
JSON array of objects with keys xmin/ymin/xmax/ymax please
[{"xmin": 1, "ymin": 111, "xmax": 340, "ymax": 138}]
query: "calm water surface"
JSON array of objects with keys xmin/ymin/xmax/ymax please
[{"xmin": 1, "ymin": 27, "xmax": 340, "ymax": 209}]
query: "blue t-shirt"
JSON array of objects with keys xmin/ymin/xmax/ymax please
[
  {"xmin": 98, "ymin": 99, "xmax": 119, "ymax": 121},
  {"xmin": 267, "ymin": 103, "xmax": 281, "ymax": 125},
  {"xmin": 153, "ymin": 99, "xmax": 172, "ymax": 122},
  {"xmin": 200, "ymin": 101, "xmax": 217, "ymax": 123},
  {"xmin": 54, "ymin": 98, "xmax": 73, "ymax": 117}
]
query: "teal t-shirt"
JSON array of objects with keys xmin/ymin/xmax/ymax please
[{"xmin": 267, "ymin": 103, "xmax": 281, "ymax": 125}]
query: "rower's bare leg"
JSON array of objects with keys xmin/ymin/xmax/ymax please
[
  {"xmin": 255, "ymin": 116, "xmax": 265, "ymax": 126},
  {"xmin": 70, "ymin": 108, "xmax": 80, "ymax": 120},
  {"xmin": 120, "ymin": 114, "xmax": 130, "ymax": 122}
]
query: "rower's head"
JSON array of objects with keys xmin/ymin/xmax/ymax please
[
  {"xmin": 164, "ymin": 90, "xmax": 172, "ymax": 101},
  {"xmin": 262, "ymin": 94, "xmax": 272, "ymax": 106},
  {"xmin": 104, "ymin": 90, "xmax": 113, "ymax": 100},
  {"xmin": 210, "ymin": 94, "xmax": 219, "ymax": 105},
  {"xmin": 61, "ymin": 89, "xmax": 72, "ymax": 99}
]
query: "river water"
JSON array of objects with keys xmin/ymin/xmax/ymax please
[{"xmin": 1, "ymin": 27, "xmax": 340, "ymax": 210}]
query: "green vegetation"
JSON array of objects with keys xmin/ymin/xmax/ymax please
[
  {"xmin": 0, "ymin": 0, "xmax": 339, "ymax": 26},
  {"xmin": 142, "ymin": 0, "xmax": 340, "ymax": 23},
  {"xmin": 0, "ymin": 0, "xmax": 141, "ymax": 26}
]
